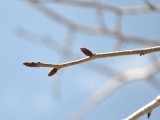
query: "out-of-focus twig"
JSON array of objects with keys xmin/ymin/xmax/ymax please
[
  {"xmin": 144, "ymin": 0, "xmax": 156, "ymax": 10},
  {"xmin": 120, "ymin": 5, "xmax": 160, "ymax": 14},
  {"xmin": 17, "ymin": 28, "xmax": 118, "ymax": 77},
  {"xmin": 38, "ymin": 0, "xmax": 120, "ymax": 13},
  {"xmin": 68, "ymin": 58, "xmax": 160, "ymax": 120},
  {"xmin": 61, "ymin": 28, "xmax": 75, "ymax": 58},
  {"xmin": 94, "ymin": 0, "xmax": 107, "ymax": 29},
  {"xmin": 28, "ymin": 0, "xmax": 160, "ymax": 14},
  {"xmin": 115, "ymin": 13, "xmax": 122, "ymax": 33},
  {"xmin": 18, "ymin": 0, "xmax": 160, "ymax": 119},
  {"xmin": 26, "ymin": 3, "xmax": 160, "ymax": 46}
]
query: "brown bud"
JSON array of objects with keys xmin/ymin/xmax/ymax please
[
  {"xmin": 147, "ymin": 111, "xmax": 151, "ymax": 119},
  {"xmin": 23, "ymin": 62, "xmax": 37, "ymax": 67},
  {"xmin": 48, "ymin": 68, "xmax": 58, "ymax": 76},
  {"xmin": 80, "ymin": 48, "xmax": 93, "ymax": 57}
]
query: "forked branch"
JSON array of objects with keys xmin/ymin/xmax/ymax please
[{"xmin": 23, "ymin": 46, "xmax": 160, "ymax": 76}]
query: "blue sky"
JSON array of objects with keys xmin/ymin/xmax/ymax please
[{"xmin": 0, "ymin": 0, "xmax": 160, "ymax": 120}]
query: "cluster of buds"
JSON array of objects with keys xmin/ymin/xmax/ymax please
[
  {"xmin": 23, "ymin": 47, "xmax": 93, "ymax": 76},
  {"xmin": 23, "ymin": 62, "xmax": 59, "ymax": 77}
]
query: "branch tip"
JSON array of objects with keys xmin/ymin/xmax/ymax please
[{"xmin": 23, "ymin": 62, "xmax": 38, "ymax": 67}]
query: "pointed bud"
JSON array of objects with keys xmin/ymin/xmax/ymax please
[
  {"xmin": 80, "ymin": 48, "xmax": 93, "ymax": 57},
  {"xmin": 23, "ymin": 62, "xmax": 37, "ymax": 67},
  {"xmin": 147, "ymin": 112, "xmax": 151, "ymax": 119},
  {"xmin": 48, "ymin": 68, "xmax": 58, "ymax": 76}
]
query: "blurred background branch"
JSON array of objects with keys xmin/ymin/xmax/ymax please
[{"xmin": 13, "ymin": 0, "xmax": 160, "ymax": 120}]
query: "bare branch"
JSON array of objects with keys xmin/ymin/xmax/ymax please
[
  {"xmin": 36, "ymin": 0, "xmax": 121, "ymax": 13},
  {"xmin": 23, "ymin": 46, "xmax": 160, "ymax": 75},
  {"xmin": 27, "ymin": 0, "xmax": 160, "ymax": 14},
  {"xmin": 27, "ymin": 3, "xmax": 160, "ymax": 46},
  {"xmin": 68, "ymin": 58, "xmax": 160, "ymax": 119},
  {"xmin": 120, "ymin": 5, "xmax": 160, "ymax": 14},
  {"xmin": 144, "ymin": 0, "xmax": 155, "ymax": 10},
  {"xmin": 124, "ymin": 95, "xmax": 160, "ymax": 120},
  {"xmin": 19, "ymin": 1, "xmax": 160, "ymax": 119},
  {"xmin": 17, "ymin": 28, "xmax": 118, "ymax": 77}
]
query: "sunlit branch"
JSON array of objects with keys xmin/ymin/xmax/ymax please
[
  {"xmin": 17, "ymin": 28, "xmax": 118, "ymax": 77},
  {"xmin": 124, "ymin": 95, "xmax": 160, "ymax": 120},
  {"xmin": 23, "ymin": 46, "xmax": 160, "ymax": 73}
]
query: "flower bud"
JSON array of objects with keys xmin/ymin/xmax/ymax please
[
  {"xmin": 80, "ymin": 48, "xmax": 93, "ymax": 56},
  {"xmin": 48, "ymin": 68, "xmax": 58, "ymax": 76}
]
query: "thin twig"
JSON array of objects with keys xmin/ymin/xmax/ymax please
[
  {"xmin": 144, "ymin": 0, "xmax": 155, "ymax": 10},
  {"xmin": 18, "ymin": 28, "xmax": 118, "ymax": 77},
  {"xmin": 35, "ymin": 0, "xmax": 121, "ymax": 13},
  {"xmin": 120, "ymin": 5, "xmax": 160, "ymax": 14},
  {"xmin": 23, "ymin": 46, "xmax": 160, "ymax": 70},
  {"xmin": 27, "ymin": 0, "xmax": 160, "ymax": 14},
  {"xmin": 124, "ymin": 95, "xmax": 160, "ymax": 120},
  {"xmin": 27, "ymin": 2, "xmax": 160, "ymax": 46}
]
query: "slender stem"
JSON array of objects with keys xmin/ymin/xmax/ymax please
[{"xmin": 24, "ymin": 46, "xmax": 160, "ymax": 69}]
